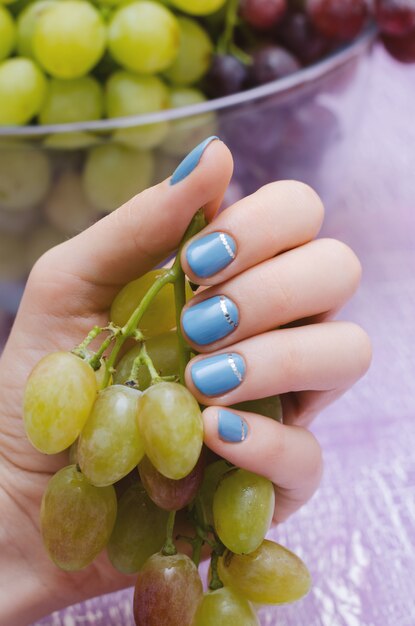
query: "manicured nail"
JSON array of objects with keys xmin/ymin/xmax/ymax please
[
  {"xmin": 170, "ymin": 136, "xmax": 219, "ymax": 185},
  {"xmin": 186, "ymin": 232, "xmax": 237, "ymax": 278},
  {"xmin": 218, "ymin": 409, "xmax": 248, "ymax": 443},
  {"xmin": 191, "ymin": 353, "xmax": 246, "ymax": 397},
  {"xmin": 182, "ymin": 295, "xmax": 239, "ymax": 346}
]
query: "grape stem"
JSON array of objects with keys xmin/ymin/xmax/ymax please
[
  {"xmin": 72, "ymin": 326, "xmax": 104, "ymax": 359},
  {"xmin": 162, "ymin": 511, "xmax": 177, "ymax": 556},
  {"xmin": 129, "ymin": 342, "xmax": 165, "ymax": 387},
  {"xmin": 172, "ymin": 209, "xmax": 207, "ymax": 384},
  {"xmin": 101, "ymin": 210, "xmax": 207, "ymax": 389},
  {"xmin": 209, "ymin": 552, "xmax": 224, "ymax": 591}
]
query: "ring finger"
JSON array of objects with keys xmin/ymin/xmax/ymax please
[{"xmin": 185, "ymin": 321, "xmax": 371, "ymax": 406}]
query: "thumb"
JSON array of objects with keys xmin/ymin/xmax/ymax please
[{"xmin": 40, "ymin": 137, "xmax": 233, "ymax": 291}]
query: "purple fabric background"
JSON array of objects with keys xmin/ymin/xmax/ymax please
[{"xmin": 33, "ymin": 45, "xmax": 415, "ymax": 626}]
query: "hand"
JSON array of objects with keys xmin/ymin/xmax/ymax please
[{"xmin": 0, "ymin": 139, "xmax": 371, "ymax": 626}]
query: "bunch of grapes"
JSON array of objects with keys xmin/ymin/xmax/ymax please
[
  {"xmin": 0, "ymin": 0, "xmax": 415, "ymax": 129},
  {"xmin": 23, "ymin": 211, "xmax": 311, "ymax": 625}
]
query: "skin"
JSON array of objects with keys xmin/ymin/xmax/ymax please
[{"xmin": 0, "ymin": 140, "xmax": 371, "ymax": 626}]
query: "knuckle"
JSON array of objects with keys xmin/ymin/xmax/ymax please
[
  {"xmin": 346, "ymin": 322, "xmax": 373, "ymax": 378},
  {"xmin": 319, "ymin": 238, "xmax": 362, "ymax": 288},
  {"xmin": 280, "ymin": 332, "xmax": 303, "ymax": 386},
  {"xmin": 283, "ymin": 180, "xmax": 325, "ymax": 225},
  {"xmin": 306, "ymin": 431, "xmax": 324, "ymax": 481},
  {"xmin": 265, "ymin": 425, "xmax": 288, "ymax": 469}
]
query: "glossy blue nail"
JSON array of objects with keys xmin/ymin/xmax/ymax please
[
  {"xmin": 170, "ymin": 136, "xmax": 219, "ymax": 185},
  {"xmin": 218, "ymin": 409, "xmax": 248, "ymax": 443},
  {"xmin": 191, "ymin": 353, "xmax": 246, "ymax": 397},
  {"xmin": 186, "ymin": 232, "xmax": 237, "ymax": 278},
  {"xmin": 182, "ymin": 295, "xmax": 239, "ymax": 346}
]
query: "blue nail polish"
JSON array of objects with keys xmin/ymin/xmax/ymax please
[
  {"xmin": 191, "ymin": 353, "xmax": 246, "ymax": 397},
  {"xmin": 218, "ymin": 409, "xmax": 248, "ymax": 443},
  {"xmin": 182, "ymin": 295, "xmax": 239, "ymax": 346},
  {"xmin": 170, "ymin": 136, "xmax": 219, "ymax": 185},
  {"xmin": 186, "ymin": 232, "xmax": 237, "ymax": 278}
]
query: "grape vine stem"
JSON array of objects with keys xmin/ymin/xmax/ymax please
[{"xmin": 100, "ymin": 209, "xmax": 207, "ymax": 389}]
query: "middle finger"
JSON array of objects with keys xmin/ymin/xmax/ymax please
[{"xmin": 181, "ymin": 237, "xmax": 361, "ymax": 351}]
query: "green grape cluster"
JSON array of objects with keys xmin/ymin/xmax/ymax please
[
  {"xmin": 0, "ymin": 0, "xmax": 218, "ymax": 127},
  {"xmin": 22, "ymin": 211, "xmax": 311, "ymax": 625}
]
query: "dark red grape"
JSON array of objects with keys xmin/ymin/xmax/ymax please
[
  {"xmin": 133, "ymin": 553, "xmax": 203, "ymax": 626},
  {"xmin": 205, "ymin": 54, "xmax": 248, "ymax": 97},
  {"xmin": 382, "ymin": 29, "xmax": 415, "ymax": 61},
  {"xmin": 138, "ymin": 452, "xmax": 205, "ymax": 511},
  {"xmin": 240, "ymin": 0, "xmax": 287, "ymax": 30},
  {"xmin": 375, "ymin": 0, "xmax": 415, "ymax": 36},
  {"xmin": 276, "ymin": 12, "xmax": 330, "ymax": 64},
  {"xmin": 250, "ymin": 45, "xmax": 301, "ymax": 85},
  {"xmin": 306, "ymin": 0, "xmax": 368, "ymax": 40}
]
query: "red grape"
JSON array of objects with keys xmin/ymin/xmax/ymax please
[
  {"xmin": 375, "ymin": 0, "xmax": 415, "ymax": 36},
  {"xmin": 382, "ymin": 29, "xmax": 415, "ymax": 61},
  {"xmin": 240, "ymin": 0, "xmax": 287, "ymax": 30},
  {"xmin": 250, "ymin": 45, "xmax": 301, "ymax": 85},
  {"xmin": 138, "ymin": 451, "xmax": 205, "ymax": 511},
  {"xmin": 133, "ymin": 553, "xmax": 203, "ymax": 626},
  {"xmin": 205, "ymin": 54, "xmax": 248, "ymax": 97},
  {"xmin": 276, "ymin": 12, "xmax": 330, "ymax": 64},
  {"xmin": 306, "ymin": 0, "xmax": 368, "ymax": 40}
]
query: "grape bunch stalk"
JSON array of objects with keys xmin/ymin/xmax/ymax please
[{"xmin": 23, "ymin": 209, "xmax": 311, "ymax": 626}]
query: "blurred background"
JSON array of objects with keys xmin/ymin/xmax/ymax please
[{"xmin": 0, "ymin": 1, "xmax": 414, "ymax": 624}]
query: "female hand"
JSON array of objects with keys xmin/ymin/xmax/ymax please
[{"xmin": 0, "ymin": 138, "xmax": 371, "ymax": 626}]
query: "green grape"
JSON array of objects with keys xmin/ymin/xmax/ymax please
[
  {"xmin": 106, "ymin": 71, "xmax": 170, "ymax": 149},
  {"xmin": 41, "ymin": 465, "xmax": 117, "ymax": 571},
  {"xmin": 44, "ymin": 170, "xmax": 98, "ymax": 237},
  {"xmin": 137, "ymin": 382, "xmax": 203, "ymax": 480},
  {"xmin": 111, "ymin": 270, "xmax": 193, "ymax": 336},
  {"xmin": 108, "ymin": 483, "xmax": 168, "ymax": 574},
  {"xmin": 33, "ymin": 1, "xmax": 106, "ymax": 79},
  {"xmin": 83, "ymin": 143, "xmax": 154, "ymax": 213},
  {"xmin": 138, "ymin": 451, "xmax": 204, "ymax": 511},
  {"xmin": 0, "ymin": 57, "xmax": 47, "ymax": 125},
  {"xmin": 168, "ymin": 0, "xmax": 226, "ymax": 15},
  {"xmin": 114, "ymin": 331, "xmax": 179, "ymax": 388},
  {"xmin": 78, "ymin": 385, "xmax": 145, "ymax": 487},
  {"xmin": 16, "ymin": 0, "xmax": 55, "ymax": 59},
  {"xmin": 197, "ymin": 459, "xmax": 232, "ymax": 526},
  {"xmin": 0, "ymin": 6, "xmax": 16, "ymax": 61},
  {"xmin": 39, "ymin": 76, "xmax": 104, "ymax": 125},
  {"xmin": 133, "ymin": 552, "xmax": 203, "ymax": 626},
  {"xmin": 43, "ymin": 132, "xmax": 100, "ymax": 150},
  {"xmin": 193, "ymin": 587, "xmax": 259, "ymax": 626},
  {"xmin": 25, "ymin": 224, "xmax": 64, "ymax": 270},
  {"xmin": 218, "ymin": 539, "xmax": 312, "ymax": 605},
  {"xmin": 108, "ymin": 1, "xmax": 180, "ymax": 75},
  {"xmin": 232, "ymin": 395, "xmax": 283, "ymax": 424},
  {"xmin": 213, "ymin": 469, "xmax": 275, "ymax": 554},
  {"xmin": 0, "ymin": 144, "xmax": 50, "ymax": 211},
  {"xmin": 23, "ymin": 351, "xmax": 97, "ymax": 454},
  {"xmin": 0, "ymin": 231, "xmax": 27, "ymax": 280},
  {"xmin": 164, "ymin": 17, "xmax": 213, "ymax": 86},
  {"xmin": 160, "ymin": 87, "xmax": 217, "ymax": 157}
]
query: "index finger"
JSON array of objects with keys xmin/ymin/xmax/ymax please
[{"xmin": 181, "ymin": 180, "xmax": 324, "ymax": 286}]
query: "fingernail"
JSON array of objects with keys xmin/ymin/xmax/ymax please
[
  {"xmin": 182, "ymin": 295, "xmax": 239, "ymax": 346},
  {"xmin": 186, "ymin": 232, "xmax": 237, "ymax": 278},
  {"xmin": 218, "ymin": 409, "xmax": 248, "ymax": 443},
  {"xmin": 170, "ymin": 136, "xmax": 219, "ymax": 185},
  {"xmin": 191, "ymin": 353, "xmax": 246, "ymax": 397}
]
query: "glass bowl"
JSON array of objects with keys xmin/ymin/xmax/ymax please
[{"xmin": 0, "ymin": 29, "xmax": 375, "ymax": 323}]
